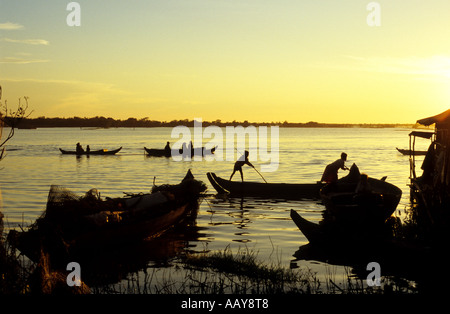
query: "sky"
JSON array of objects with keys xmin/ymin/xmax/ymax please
[{"xmin": 1, "ymin": 0, "xmax": 450, "ymax": 123}]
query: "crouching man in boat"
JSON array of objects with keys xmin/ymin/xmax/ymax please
[
  {"xmin": 76, "ymin": 142, "xmax": 84, "ymax": 154},
  {"xmin": 321, "ymin": 152, "xmax": 349, "ymax": 184},
  {"xmin": 230, "ymin": 150, "xmax": 254, "ymax": 182},
  {"xmin": 164, "ymin": 141, "xmax": 171, "ymax": 155}
]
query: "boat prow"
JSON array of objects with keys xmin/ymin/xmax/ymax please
[
  {"xmin": 59, "ymin": 147, "xmax": 122, "ymax": 155},
  {"xmin": 290, "ymin": 209, "xmax": 325, "ymax": 245},
  {"xmin": 206, "ymin": 172, "xmax": 229, "ymax": 194}
]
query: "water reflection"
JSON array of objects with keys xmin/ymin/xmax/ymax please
[
  {"xmin": 2, "ymin": 127, "xmax": 426, "ymax": 292},
  {"xmin": 80, "ymin": 224, "xmax": 203, "ymax": 287},
  {"xmin": 203, "ymin": 195, "xmax": 323, "ymax": 249}
]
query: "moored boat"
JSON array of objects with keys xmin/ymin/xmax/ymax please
[
  {"xmin": 291, "ymin": 209, "xmax": 433, "ymax": 284},
  {"xmin": 144, "ymin": 146, "xmax": 217, "ymax": 158},
  {"xmin": 207, "ymin": 172, "xmax": 324, "ymax": 199},
  {"xmin": 144, "ymin": 147, "xmax": 171, "ymax": 157},
  {"xmin": 319, "ymin": 164, "xmax": 402, "ymax": 223},
  {"xmin": 290, "ymin": 208, "xmax": 393, "ymax": 246},
  {"xmin": 8, "ymin": 171, "xmax": 207, "ymax": 266},
  {"xmin": 59, "ymin": 147, "xmax": 122, "ymax": 155},
  {"xmin": 396, "ymin": 147, "xmax": 427, "ymax": 156}
]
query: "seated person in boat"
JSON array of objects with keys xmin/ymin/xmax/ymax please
[
  {"xmin": 321, "ymin": 152, "xmax": 349, "ymax": 183},
  {"xmin": 76, "ymin": 142, "xmax": 84, "ymax": 154},
  {"xmin": 230, "ymin": 150, "xmax": 254, "ymax": 181},
  {"xmin": 164, "ymin": 141, "xmax": 171, "ymax": 154}
]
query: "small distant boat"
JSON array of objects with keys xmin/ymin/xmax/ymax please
[
  {"xmin": 396, "ymin": 147, "xmax": 427, "ymax": 156},
  {"xmin": 144, "ymin": 146, "xmax": 217, "ymax": 158},
  {"xmin": 144, "ymin": 147, "xmax": 171, "ymax": 157},
  {"xmin": 207, "ymin": 172, "xmax": 324, "ymax": 199},
  {"xmin": 59, "ymin": 147, "xmax": 122, "ymax": 155},
  {"xmin": 396, "ymin": 131, "xmax": 434, "ymax": 156}
]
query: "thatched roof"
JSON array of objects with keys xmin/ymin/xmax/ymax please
[{"xmin": 417, "ymin": 109, "xmax": 450, "ymax": 127}]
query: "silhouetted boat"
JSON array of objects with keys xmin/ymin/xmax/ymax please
[
  {"xmin": 8, "ymin": 171, "xmax": 207, "ymax": 266},
  {"xmin": 320, "ymin": 164, "xmax": 402, "ymax": 223},
  {"xmin": 290, "ymin": 166, "xmax": 402, "ymax": 249},
  {"xmin": 59, "ymin": 147, "xmax": 122, "ymax": 155},
  {"xmin": 396, "ymin": 147, "xmax": 427, "ymax": 156},
  {"xmin": 206, "ymin": 172, "xmax": 324, "ymax": 199},
  {"xmin": 145, "ymin": 146, "xmax": 217, "ymax": 158},
  {"xmin": 291, "ymin": 209, "xmax": 436, "ymax": 286},
  {"xmin": 144, "ymin": 147, "xmax": 171, "ymax": 157}
]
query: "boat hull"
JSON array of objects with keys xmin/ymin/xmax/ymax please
[
  {"xmin": 145, "ymin": 146, "xmax": 216, "ymax": 158},
  {"xmin": 144, "ymin": 147, "xmax": 171, "ymax": 157},
  {"xmin": 8, "ymin": 172, "xmax": 207, "ymax": 265},
  {"xmin": 320, "ymin": 165, "xmax": 402, "ymax": 222},
  {"xmin": 207, "ymin": 172, "xmax": 323, "ymax": 199},
  {"xmin": 59, "ymin": 147, "xmax": 122, "ymax": 155},
  {"xmin": 72, "ymin": 202, "xmax": 191, "ymax": 250},
  {"xmin": 396, "ymin": 147, "xmax": 427, "ymax": 156}
]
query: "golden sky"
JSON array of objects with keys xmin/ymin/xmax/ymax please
[{"xmin": 1, "ymin": 0, "xmax": 450, "ymax": 123}]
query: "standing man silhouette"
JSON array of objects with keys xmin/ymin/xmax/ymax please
[{"xmin": 230, "ymin": 150, "xmax": 254, "ymax": 182}]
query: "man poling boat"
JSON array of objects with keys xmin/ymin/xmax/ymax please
[{"xmin": 229, "ymin": 149, "xmax": 267, "ymax": 183}]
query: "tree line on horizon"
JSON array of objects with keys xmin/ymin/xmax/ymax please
[{"xmin": 5, "ymin": 115, "xmax": 418, "ymax": 129}]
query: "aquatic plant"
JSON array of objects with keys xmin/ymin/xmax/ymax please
[{"xmin": 0, "ymin": 90, "xmax": 32, "ymax": 161}]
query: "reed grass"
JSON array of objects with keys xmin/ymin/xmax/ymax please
[
  {"xmin": 91, "ymin": 249, "xmax": 323, "ymax": 294},
  {"xmin": 0, "ymin": 213, "xmax": 418, "ymax": 295},
  {"xmin": 88, "ymin": 246, "xmax": 417, "ymax": 295},
  {"xmin": 179, "ymin": 246, "xmax": 321, "ymax": 294},
  {"xmin": 0, "ymin": 231, "xmax": 33, "ymax": 294}
]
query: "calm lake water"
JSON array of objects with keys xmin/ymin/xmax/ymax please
[{"xmin": 0, "ymin": 126, "xmax": 429, "ymax": 290}]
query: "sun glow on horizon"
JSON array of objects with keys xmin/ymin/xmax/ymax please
[{"xmin": 1, "ymin": 1, "xmax": 450, "ymax": 124}]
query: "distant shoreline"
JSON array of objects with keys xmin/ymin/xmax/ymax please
[{"xmin": 9, "ymin": 117, "xmax": 431, "ymax": 130}]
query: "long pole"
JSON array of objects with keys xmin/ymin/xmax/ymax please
[{"xmin": 253, "ymin": 166, "xmax": 268, "ymax": 183}]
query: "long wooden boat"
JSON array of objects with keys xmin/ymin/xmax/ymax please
[
  {"xmin": 59, "ymin": 147, "xmax": 122, "ymax": 155},
  {"xmin": 291, "ymin": 209, "xmax": 432, "ymax": 282},
  {"xmin": 320, "ymin": 164, "xmax": 402, "ymax": 223},
  {"xmin": 396, "ymin": 147, "xmax": 427, "ymax": 156},
  {"xmin": 144, "ymin": 146, "xmax": 217, "ymax": 158},
  {"xmin": 8, "ymin": 171, "xmax": 207, "ymax": 265},
  {"xmin": 207, "ymin": 172, "xmax": 324, "ymax": 199},
  {"xmin": 291, "ymin": 207, "xmax": 387, "ymax": 251}
]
